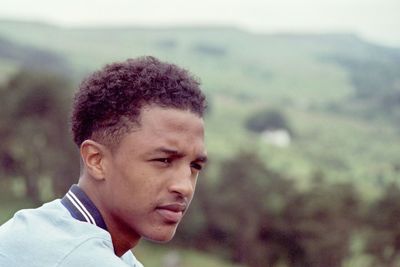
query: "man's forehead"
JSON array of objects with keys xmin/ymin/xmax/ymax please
[
  {"xmin": 118, "ymin": 106, "xmax": 205, "ymax": 153},
  {"xmin": 139, "ymin": 105, "xmax": 202, "ymax": 119}
]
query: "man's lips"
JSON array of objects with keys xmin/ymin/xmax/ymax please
[{"xmin": 156, "ymin": 203, "xmax": 187, "ymax": 223}]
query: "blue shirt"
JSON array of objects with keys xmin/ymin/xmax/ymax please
[{"xmin": 0, "ymin": 185, "xmax": 144, "ymax": 267}]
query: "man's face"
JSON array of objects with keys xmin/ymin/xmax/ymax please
[{"xmin": 101, "ymin": 106, "xmax": 206, "ymax": 243}]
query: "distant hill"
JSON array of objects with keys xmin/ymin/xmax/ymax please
[
  {"xmin": 0, "ymin": 36, "xmax": 68, "ymax": 72},
  {"xmin": 1, "ymin": 19, "xmax": 399, "ymax": 191}
]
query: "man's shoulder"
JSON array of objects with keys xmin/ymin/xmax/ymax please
[
  {"xmin": 0, "ymin": 199, "xmax": 111, "ymax": 242},
  {"xmin": 0, "ymin": 235, "xmax": 143, "ymax": 267},
  {"xmin": 0, "ymin": 199, "xmax": 125, "ymax": 266},
  {"xmin": 56, "ymin": 238, "xmax": 143, "ymax": 267}
]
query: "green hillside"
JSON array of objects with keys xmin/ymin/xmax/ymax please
[{"xmin": 0, "ymin": 20, "xmax": 399, "ymax": 193}]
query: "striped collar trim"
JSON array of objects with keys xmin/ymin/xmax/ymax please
[{"xmin": 61, "ymin": 184, "xmax": 107, "ymax": 231}]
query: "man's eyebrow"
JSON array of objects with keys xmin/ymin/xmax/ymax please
[
  {"xmin": 153, "ymin": 147, "xmax": 208, "ymax": 162},
  {"xmin": 153, "ymin": 147, "xmax": 182, "ymax": 156}
]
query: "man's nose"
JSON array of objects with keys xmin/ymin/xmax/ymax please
[{"xmin": 168, "ymin": 165, "xmax": 196, "ymax": 198}]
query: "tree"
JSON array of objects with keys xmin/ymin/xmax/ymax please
[
  {"xmin": 211, "ymin": 151, "xmax": 298, "ymax": 267},
  {"xmin": 177, "ymin": 150, "xmax": 360, "ymax": 267},
  {"xmin": 0, "ymin": 69, "xmax": 79, "ymax": 203},
  {"xmin": 277, "ymin": 180, "xmax": 360, "ymax": 267},
  {"xmin": 245, "ymin": 108, "xmax": 292, "ymax": 135},
  {"xmin": 364, "ymin": 183, "xmax": 400, "ymax": 267}
]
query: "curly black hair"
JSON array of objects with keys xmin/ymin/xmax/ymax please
[{"xmin": 71, "ymin": 56, "xmax": 206, "ymax": 147}]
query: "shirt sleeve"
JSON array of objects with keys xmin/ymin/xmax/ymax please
[
  {"xmin": 0, "ymin": 251, "xmax": 17, "ymax": 266},
  {"xmin": 56, "ymin": 238, "xmax": 143, "ymax": 267}
]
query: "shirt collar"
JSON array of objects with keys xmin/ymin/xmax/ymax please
[{"xmin": 61, "ymin": 184, "xmax": 108, "ymax": 231}]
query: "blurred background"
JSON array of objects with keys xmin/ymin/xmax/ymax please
[{"xmin": 0, "ymin": 1, "xmax": 400, "ymax": 266}]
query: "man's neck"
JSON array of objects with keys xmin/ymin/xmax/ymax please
[{"xmin": 78, "ymin": 178, "xmax": 141, "ymax": 257}]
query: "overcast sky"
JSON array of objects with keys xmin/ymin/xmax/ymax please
[{"xmin": 1, "ymin": 0, "xmax": 399, "ymax": 47}]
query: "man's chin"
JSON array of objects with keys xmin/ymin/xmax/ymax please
[
  {"xmin": 144, "ymin": 236, "xmax": 174, "ymax": 244},
  {"xmin": 143, "ymin": 228, "xmax": 177, "ymax": 243}
]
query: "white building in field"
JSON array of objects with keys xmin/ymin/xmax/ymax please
[{"xmin": 261, "ymin": 129, "xmax": 291, "ymax": 147}]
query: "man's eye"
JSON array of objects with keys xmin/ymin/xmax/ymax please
[
  {"xmin": 153, "ymin": 158, "xmax": 172, "ymax": 164},
  {"xmin": 190, "ymin": 162, "xmax": 202, "ymax": 171}
]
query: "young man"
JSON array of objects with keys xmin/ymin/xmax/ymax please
[{"xmin": 0, "ymin": 56, "xmax": 208, "ymax": 266}]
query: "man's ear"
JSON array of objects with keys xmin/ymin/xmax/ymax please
[{"xmin": 80, "ymin": 140, "xmax": 109, "ymax": 181}]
